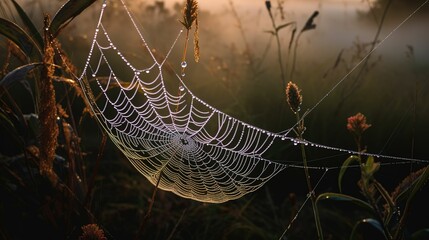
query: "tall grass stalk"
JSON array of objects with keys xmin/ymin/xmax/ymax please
[
  {"xmin": 177, "ymin": 0, "xmax": 198, "ymax": 109},
  {"xmin": 135, "ymin": 171, "xmax": 163, "ymax": 240},
  {"xmin": 228, "ymin": 0, "xmax": 255, "ymax": 73},
  {"xmin": 39, "ymin": 15, "xmax": 59, "ymax": 184},
  {"xmin": 179, "ymin": 0, "xmax": 199, "ymax": 69},
  {"xmin": 334, "ymin": 0, "xmax": 392, "ymax": 114},
  {"xmin": 295, "ymin": 112, "xmax": 323, "ymax": 240},
  {"xmin": 180, "ymin": 29, "xmax": 190, "ymax": 78},
  {"xmin": 346, "ymin": 113, "xmax": 394, "ymax": 239},
  {"xmin": 265, "ymin": 1, "xmax": 288, "ymax": 90},
  {"xmin": 289, "ymin": 11, "xmax": 318, "ymax": 81},
  {"xmin": 285, "ymin": 81, "xmax": 323, "ymax": 239}
]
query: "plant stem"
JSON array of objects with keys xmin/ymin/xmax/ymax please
[
  {"xmin": 229, "ymin": 0, "xmax": 255, "ymax": 71},
  {"xmin": 176, "ymin": 29, "xmax": 190, "ymax": 113},
  {"xmin": 334, "ymin": 0, "xmax": 393, "ymax": 114},
  {"xmin": 373, "ymin": 180, "xmax": 395, "ymax": 223},
  {"xmin": 275, "ymin": 33, "xmax": 286, "ymax": 90},
  {"xmin": 166, "ymin": 208, "xmax": 187, "ymax": 240},
  {"xmin": 289, "ymin": 31, "xmax": 302, "ymax": 82},
  {"xmin": 84, "ymin": 133, "xmax": 107, "ymax": 212},
  {"xmin": 181, "ymin": 29, "xmax": 190, "ymax": 77},
  {"xmin": 394, "ymin": 166, "xmax": 429, "ymax": 240},
  {"xmin": 356, "ymin": 139, "xmax": 392, "ymax": 239},
  {"xmin": 267, "ymin": 8, "xmax": 286, "ymax": 90},
  {"xmin": 295, "ymin": 112, "xmax": 323, "ymax": 240},
  {"xmin": 135, "ymin": 171, "xmax": 163, "ymax": 239},
  {"xmin": 39, "ymin": 15, "xmax": 59, "ymax": 184}
]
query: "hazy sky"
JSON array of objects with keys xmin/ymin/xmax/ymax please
[
  {"xmin": 161, "ymin": 0, "xmax": 369, "ymax": 13},
  {"xmin": 12, "ymin": 0, "xmax": 427, "ymax": 62}
]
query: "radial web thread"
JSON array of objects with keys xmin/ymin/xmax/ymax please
[{"xmin": 78, "ymin": 0, "xmax": 428, "ymax": 203}]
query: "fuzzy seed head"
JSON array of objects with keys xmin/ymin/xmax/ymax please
[
  {"xmin": 286, "ymin": 81, "xmax": 302, "ymax": 113},
  {"xmin": 180, "ymin": 0, "xmax": 198, "ymax": 30},
  {"xmin": 79, "ymin": 224, "xmax": 107, "ymax": 240}
]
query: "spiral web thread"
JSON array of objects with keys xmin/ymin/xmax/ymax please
[{"xmin": 78, "ymin": 0, "xmax": 429, "ymax": 204}]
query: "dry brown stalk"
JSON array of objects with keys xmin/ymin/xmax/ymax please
[
  {"xmin": 39, "ymin": 15, "xmax": 59, "ymax": 185},
  {"xmin": 179, "ymin": 0, "xmax": 199, "ymax": 63}
]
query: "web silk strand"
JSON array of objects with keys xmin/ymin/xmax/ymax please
[{"xmin": 77, "ymin": 0, "xmax": 429, "ymax": 203}]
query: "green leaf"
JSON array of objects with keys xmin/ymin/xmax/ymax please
[
  {"xmin": 50, "ymin": 0, "xmax": 97, "ymax": 38},
  {"xmin": 0, "ymin": 63, "xmax": 43, "ymax": 91},
  {"xmin": 362, "ymin": 156, "xmax": 380, "ymax": 181},
  {"xmin": 0, "ymin": 18, "xmax": 42, "ymax": 61},
  {"xmin": 10, "ymin": 0, "xmax": 44, "ymax": 49},
  {"xmin": 338, "ymin": 155, "xmax": 359, "ymax": 192},
  {"xmin": 350, "ymin": 218, "xmax": 387, "ymax": 240},
  {"xmin": 364, "ymin": 156, "xmax": 374, "ymax": 172},
  {"xmin": 411, "ymin": 229, "xmax": 429, "ymax": 240},
  {"xmin": 317, "ymin": 193, "xmax": 374, "ymax": 214}
]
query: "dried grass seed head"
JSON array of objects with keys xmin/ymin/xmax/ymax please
[
  {"xmin": 286, "ymin": 81, "xmax": 302, "ymax": 113},
  {"xmin": 193, "ymin": 18, "xmax": 200, "ymax": 62},
  {"xmin": 180, "ymin": 0, "xmax": 198, "ymax": 30},
  {"xmin": 79, "ymin": 224, "xmax": 107, "ymax": 240}
]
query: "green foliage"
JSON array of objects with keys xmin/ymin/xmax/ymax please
[
  {"xmin": 350, "ymin": 218, "xmax": 387, "ymax": 240},
  {"xmin": 338, "ymin": 155, "xmax": 360, "ymax": 192},
  {"xmin": 362, "ymin": 156, "xmax": 380, "ymax": 179},
  {"xmin": 317, "ymin": 193, "xmax": 374, "ymax": 214},
  {"xmin": 322, "ymin": 118, "xmax": 429, "ymax": 239}
]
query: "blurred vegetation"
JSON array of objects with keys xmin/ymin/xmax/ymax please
[
  {"xmin": 0, "ymin": 0, "xmax": 428, "ymax": 239},
  {"xmin": 369, "ymin": 0, "xmax": 429, "ymax": 15}
]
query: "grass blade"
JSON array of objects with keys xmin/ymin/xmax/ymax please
[
  {"xmin": 0, "ymin": 18, "xmax": 42, "ymax": 61},
  {"xmin": 350, "ymin": 218, "xmax": 387, "ymax": 240},
  {"xmin": 338, "ymin": 155, "xmax": 359, "ymax": 192},
  {"xmin": 9, "ymin": 0, "xmax": 44, "ymax": 49},
  {"xmin": 50, "ymin": 0, "xmax": 97, "ymax": 38},
  {"xmin": 0, "ymin": 63, "xmax": 43, "ymax": 91},
  {"xmin": 317, "ymin": 192, "xmax": 374, "ymax": 214}
]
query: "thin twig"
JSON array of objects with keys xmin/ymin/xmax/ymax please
[
  {"xmin": 266, "ymin": 1, "xmax": 287, "ymax": 90},
  {"xmin": 334, "ymin": 0, "xmax": 393, "ymax": 114},
  {"xmin": 135, "ymin": 171, "xmax": 163, "ymax": 239},
  {"xmin": 166, "ymin": 208, "xmax": 188, "ymax": 240},
  {"xmin": 84, "ymin": 133, "xmax": 107, "ymax": 212},
  {"xmin": 296, "ymin": 112, "xmax": 323, "ymax": 240}
]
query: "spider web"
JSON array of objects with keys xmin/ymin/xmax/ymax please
[{"xmin": 78, "ymin": 0, "xmax": 428, "ymax": 203}]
